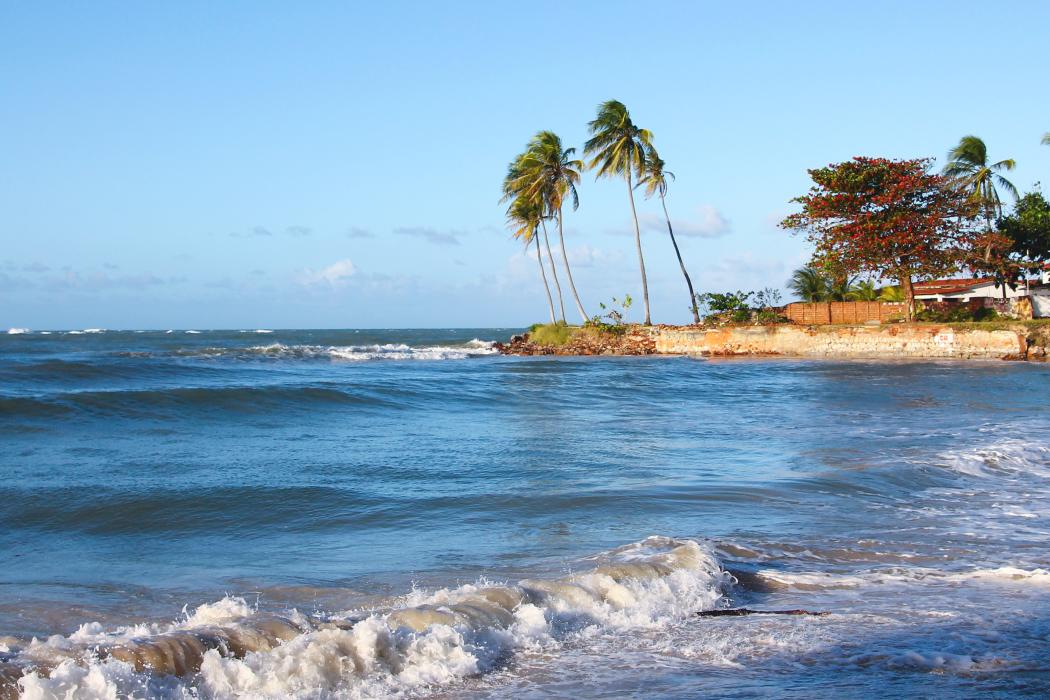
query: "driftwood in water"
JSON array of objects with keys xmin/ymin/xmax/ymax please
[{"xmin": 697, "ymin": 608, "xmax": 828, "ymax": 617}]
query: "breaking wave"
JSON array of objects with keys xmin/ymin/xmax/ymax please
[
  {"xmin": 936, "ymin": 440, "xmax": 1050, "ymax": 479},
  {"xmin": 185, "ymin": 341, "xmax": 499, "ymax": 362},
  {"xmin": 5, "ymin": 537, "xmax": 726, "ymax": 699}
]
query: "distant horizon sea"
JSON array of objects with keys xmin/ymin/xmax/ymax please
[{"xmin": 2, "ymin": 328, "xmax": 1049, "ymax": 698}]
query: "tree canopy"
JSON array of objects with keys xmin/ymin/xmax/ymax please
[
  {"xmin": 780, "ymin": 157, "xmax": 982, "ymax": 317},
  {"xmin": 997, "ymin": 189, "xmax": 1050, "ymax": 271}
]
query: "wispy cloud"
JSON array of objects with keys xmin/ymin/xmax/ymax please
[
  {"xmin": 567, "ymin": 244, "xmax": 622, "ymax": 268},
  {"xmin": 300, "ymin": 258, "xmax": 357, "ymax": 287},
  {"xmin": 393, "ymin": 226, "xmax": 463, "ymax": 246},
  {"xmin": 345, "ymin": 227, "xmax": 374, "ymax": 239},
  {"xmin": 609, "ymin": 205, "xmax": 731, "ymax": 239},
  {"xmin": 231, "ymin": 225, "xmax": 313, "ymax": 238}
]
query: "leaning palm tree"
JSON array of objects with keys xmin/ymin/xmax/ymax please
[
  {"xmin": 943, "ymin": 136, "xmax": 1019, "ymax": 261},
  {"xmin": 507, "ymin": 197, "xmax": 556, "ymax": 323},
  {"xmin": 788, "ymin": 266, "xmax": 828, "ymax": 302},
  {"xmin": 584, "ymin": 100, "xmax": 654, "ymax": 324},
  {"xmin": 502, "ymin": 151, "xmax": 566, "ymax": 321},
  {"xmin": 637, "ymin": 150, "xmax": 700, "ymax": 323},
  {"xmin": 510, "ymin": 131, "xmax": 588, "ymax": 322}
]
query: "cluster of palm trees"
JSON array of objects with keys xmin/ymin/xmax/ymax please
[
  {"xmin": 501, "ymin": 100, "xmax": 700, "ymax": 326},
  {"xmin": 788, "ymin": 267, "xmax": 902, "ymax": 302}
]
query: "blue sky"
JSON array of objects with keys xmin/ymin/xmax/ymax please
[{"xmin": 2, "ymin": 1, "xmax": 1048, "ymax": 329}]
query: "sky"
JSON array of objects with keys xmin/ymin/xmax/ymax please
[{"xmin": 2, "ymin": 1, "xmax": 1048, "ymax": 329}]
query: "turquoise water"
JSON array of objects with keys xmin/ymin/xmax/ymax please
[{"xmin": 2, "ymin": 329, "xmax": 1050, "ymax": 698}]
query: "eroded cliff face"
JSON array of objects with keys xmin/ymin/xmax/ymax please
[{"xmin": 652, "ymin": 325, "xmax": 1031, "ymax": 360}]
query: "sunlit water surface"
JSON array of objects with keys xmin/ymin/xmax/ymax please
[{"xmin": 2, "ymin": 329, "xmax": 1049, "ymax": 698}]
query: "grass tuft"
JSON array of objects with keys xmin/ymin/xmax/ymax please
[{"xmin": 527, "ymin": 322, "xmax": 576, "ymax": 346}]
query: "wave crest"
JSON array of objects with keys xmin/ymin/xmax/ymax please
[{"xmin": 11, "ymin": 537, "xmax": 725, "ymax": 699}]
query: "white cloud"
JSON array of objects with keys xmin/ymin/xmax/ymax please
[
  {"xmin": 610, "ymin": 204, "xmax": 731, "ymax": 239},
  {"xmin": 393, "ymin": 226, "xmax": 464, "ymax": 246},
  {"xmin": 300, "ymin": 258, "xmax": 357, "ymax": 287},
  {"xmin": 645, "ymin": 205, "xmax": 730, "ymax": 238},
  {"xmin": 567, "ymin": 244, "xmax": 621, "ymax": 268}
]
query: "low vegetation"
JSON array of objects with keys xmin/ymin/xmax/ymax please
[
  {"xmin": 694, "ymin": 288, "xmax": 785, "ymax": 326},
  {"xmin": 527, "ymin": 322, "xmax": 576, "ymax": 347}
]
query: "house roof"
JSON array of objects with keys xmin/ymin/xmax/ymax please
[{"xmin": 913, "ymin": 277, "xmax": 994, "ymax": 295}]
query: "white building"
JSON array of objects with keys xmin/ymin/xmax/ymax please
[{"xmin": 912, "ymin": 277, "xmax": 1030, "ymax": 302}]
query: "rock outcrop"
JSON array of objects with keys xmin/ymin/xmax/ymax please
[{"xmin": 499, "ymin": 323, "xmax": 1049, "ymax": 361}]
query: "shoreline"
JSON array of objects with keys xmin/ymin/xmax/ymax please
[{"xmin": 497, "ymin": 321, "xmax": 1050, "ymax": 361}]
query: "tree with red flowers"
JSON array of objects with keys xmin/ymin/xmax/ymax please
[{"xmin": 780, "ymin": 157, "xmax": 982, "ymax": 320}]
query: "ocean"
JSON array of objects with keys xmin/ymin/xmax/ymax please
[{"xmin": 2, "ymin": 328, "xmax": 1049, "ymax": 698}]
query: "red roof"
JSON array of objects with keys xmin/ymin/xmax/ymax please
[{"xmin": 912, "ymin": 277, "xmax": 994, "ymax": 295}]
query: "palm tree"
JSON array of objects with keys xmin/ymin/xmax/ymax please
[
  {"xmin": 507, "ymin": 197, "xmax": 556, "ymax": 323},
  {"xmin": 637, "ymin": 150, "xmax": 700, "ymax": 323},
  {"xmin": 847, "ymin": 280, "xmax": 880, "ymax": 301},
  {"xmin": 502, "ymin": 150, "xmax": 566, "ymax": 321},
  {"xmin": 943, "ymin": 136, "xmax": 1019, "ymax": 260},
  {"xmin": 879, "ymin": 285, "xmax": 905, "ymax": 302},
  {"xmin": 510, "ymin": 131, "xmax": 588, "ymax": 322},
  {"xmin": 1042, "ymin": 133, "xmax": 1050, "ymax": 146},
  {"xmin": 537, "ymin": 219, "xmax": 566, "ymax": 322},
  {"xmin": 788, "ymin": 266, "xmax": 828, "ymax": 302},
  {"xmin": 584, "ymin": 100, "xmax": 654, "ymax": 324}
]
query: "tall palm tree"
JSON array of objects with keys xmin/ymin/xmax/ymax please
[
  {"xmin": 507, "ymin": 197, "xmax": 556, "ymax": 323},
  {"xmin": 943, "ymin": 136, "xmax": 1019, "ymax": 260},
  {"xmin": 537, "ymin": 219, "xmax": 566, "ymax": 322},
  {"xmin": 510, "ymin": 131, "xmax": 588, "ymax": 322},
  {"xmin": 584, "ymin": 100, "xmax": 654, "ymax": 324},
  {"xmin": 502, "ymin": 151, "xmax": 566, "ymax": 321},
  {"xmin": 788, "ymin": 266, "xmax": 828, "ymax": 302},
  {"xmin": 637, "ymin": 150, "xmax": 700, "ymax": 323}
]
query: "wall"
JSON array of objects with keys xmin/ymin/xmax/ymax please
[{"xmin": 653, "ymin": 325, "xmax": 1027, "ymax": 360}]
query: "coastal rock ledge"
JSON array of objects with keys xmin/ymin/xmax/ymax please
[{"xmin": 500, "ymin": 324, "xmax": 1050, "ymax": 361}]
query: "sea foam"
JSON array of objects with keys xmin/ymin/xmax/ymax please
[{"xmin": 11, "ymin": 537, "xmax": 725, "ymax": 699}]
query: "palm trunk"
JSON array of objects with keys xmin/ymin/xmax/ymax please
[
  {"xmin": 626, "ymin": 170, "xmax": 651, "ymax": 325},
  {"xmin": 557, "ymin": 206, "xmax": 588, "ymax": 323},
  {"xmin": 540, "ymin": 220, "xmax": 566, "ymax": 323},
  {"xmin": 983, "ymin": 212, "xmax": 995, "ymax": 263},
  {"xmin": 533, "ymin": 236, "xmax": 556, "ymax": 323},
  {"xmin": 661, "ymin": 194, "xmax": 699, "ymax": 324}
]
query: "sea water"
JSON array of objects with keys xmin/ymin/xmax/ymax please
[{"xmin": 1, "ymin": 329, "xmax": 1049, "ymax": 698}]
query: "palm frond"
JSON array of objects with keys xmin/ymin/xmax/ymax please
[{"xmin": 994, "ymin": 173, "xmax": 1019, "ymax": 202}]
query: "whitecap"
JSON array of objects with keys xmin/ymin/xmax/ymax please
[{"xmin": 9, "ymin": 537, "xmax": 725, "ymax": 699}]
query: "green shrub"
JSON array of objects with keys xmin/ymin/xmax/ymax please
[{"xmin": 528, "ymin": 322, "xmax": 575, "ymax": 346}]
